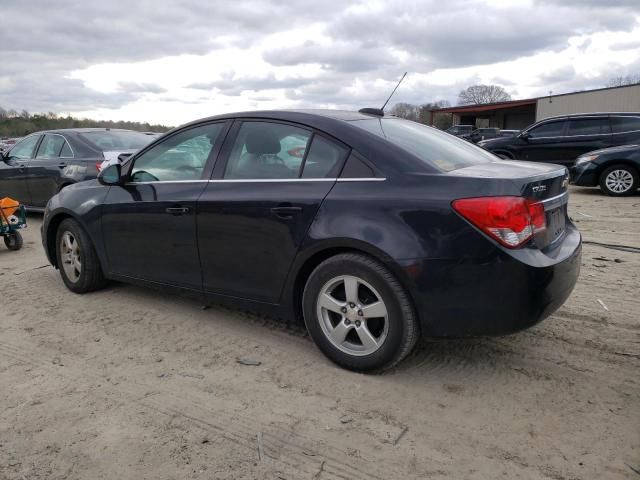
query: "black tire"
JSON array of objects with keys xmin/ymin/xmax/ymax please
[
  {"xmin": 4, "ymin": 231, "xmax": 23, "ymax": 251},
  {"xmin": 302, "ymin": 253, "xmax": 419, "ymax": 372},
  {"xmin": 55, "ymin": 218, "xmax": 107, "ymax": 293},
  {"xmin": 599, "ymin": 164, "xmax": 639, "ymax": 196}
]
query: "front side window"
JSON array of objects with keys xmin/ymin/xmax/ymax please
[
  {"xmin": 36, "ymin": 134, "xmax": 69, "ymax": 159},
  {"xmin": 611, "ymin": 116, "xmax": 640, "ymax": 134},
  {"xmin": 527, "ymin": 120, "xmax": 567, "ymax": 138},
  {"xmin": 130, "ymin": 123, "xmax": 224, "ymax": 182},
  {"xmin": 224, "ymin": 122, "xmax": 311, "ymax": 179},
  {"xmin": 567, "ymin": 118, "xmax": 606, "ymax": 136},
  {"xmin": 7, "ymin": 135, "xmax": 40, "ymax": 159}
]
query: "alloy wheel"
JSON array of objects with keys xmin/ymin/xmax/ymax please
[
  {"xmin": 605, "ymin": 169, "xmax": 634, "ymax": 193},
  {"xmin": 316, "ymin": 275, "xmax": 389, "ymax": 356},
  {"xmin": 60, "ymin": 231, "xmax": 82, "ymax": 283}
]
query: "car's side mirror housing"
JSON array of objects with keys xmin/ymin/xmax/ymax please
[
  {"xmin": 518, "ymin": 131, "xmax": 530, "ymax": 141},
  {"xmin": 98, "ymin": 163, "xmax": 123, "ymax": 186}
]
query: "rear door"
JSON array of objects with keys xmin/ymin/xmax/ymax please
[
  {"xmin": 28, "ymin": 134, "xmax": 74, "ymax": 207},
  {"xmin": 197, "ymin": 120, "xmax": 349, "ymax": 303},
  {"xmin": 0, "ymin": 134, "xmax": 42, "ymax": 205},
  {"xmin": 561, "ymin": 116, "xmax": 611, "ymax": 163},
  {"xmin": 101, "ymin": 122, "xmax": 228, "ymax": 290},
  {"xmin": 517, "ymin": 119, "xmax": 568, "ymax": 164}
]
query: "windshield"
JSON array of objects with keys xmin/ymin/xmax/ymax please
[
  {"xmin": 79, "ymin": 130, "xmax": 152, "ymax": 151},
  {"xmin": 351, "ymin": 118, "xmax": 496, "ymax": 172}
]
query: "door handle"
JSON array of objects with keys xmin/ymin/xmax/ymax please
[
  {"xmin": 270, "ymin": 206, "xmax": 303, "ymax": 219},
  {"xmin": 57, "ymin": 162, "xmax": 67, "ymax": 168},
  {"xmin": 165, "ymin": 206, "xmax": 190, "ymax": 215}
]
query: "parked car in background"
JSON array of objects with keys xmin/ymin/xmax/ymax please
[
  {"xmin": 0, "ymin": 128, "xmax": 153, "ymax": 210},
  {"xmin": 477, "ymin": 113, "xmax": 640, "ymax": 166},
  {"xmin": 445, "ymin": 124, "xmax": 474, "ymax": 138},
  {"xmin": 570, "ymin": 144, "xmax": 639, "ymax": 196},
  {"xmin": 499, "ymin": 129, "xmax": 520, "ymax": 137},
  {"xmin": 0, "ymin": 137, "xmax": 21, "ymax": 153},
  {"xmin": 469, "ymin": 127, "xmax": 500, "ymax": 143},
  {"xmin": 41, "ymin": 109, "xmax": 581, "ymax": 372}
]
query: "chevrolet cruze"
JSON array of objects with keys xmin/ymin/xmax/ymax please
[{"xmin": 41, "ymin": 110, "xmax": 581, "ymax": 372}]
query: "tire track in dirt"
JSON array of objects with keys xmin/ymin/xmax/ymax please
[{"xmin": 0, "ymin": 340, "xmax": 388, "ymax": 480}]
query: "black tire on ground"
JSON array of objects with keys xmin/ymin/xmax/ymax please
[
  {"xmin": 55, "ymin": 218, "xmax": 107, "ymax": 293},
  {"xmin": 302, "ymin": 253, "xmax": 419, "ymax": 372},
  {"xmin": 4, "ymin": 231, "xmax": 23, "ymax": 250},
  {"xmin": 599, "ymin": 164, "xmax": 639, "ymax": 196}
]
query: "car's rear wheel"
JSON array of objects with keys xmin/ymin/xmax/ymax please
[
  {"xmin": 56, "ymin": 218, "xmax": 106, "ymax": 293},
  {"xmin": 302, "ymin": 253, "xmax": 418, "ymax": 372},
  {"xmin": 599, "ymin": 164, "xmax": 638, "ymax": 196}
]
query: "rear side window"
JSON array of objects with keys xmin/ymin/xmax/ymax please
[
  {"xmin": 224, "ymin": 122, "xmax": 312, "ymax": 179},
  {"xmin": 611, "ymin": 116, "xmax": 640, "ymax": 133},
  {"xmin": 567, "ymin": 118, "xmax": 607, "ymax": 136},
  {"xmin": 36, "ymin": 134, "xmax": 67, "ymax": 159},
  {"xmin": 352, "ymin": 118, "xmax": 495, "ymax": 172},
  {"xmin": 527, "ymin": 121, "xmax": 566, "ymax": 138},
  {"xmin": 301, "ymin": 135, "xmax": 348, "ymax": 178}
]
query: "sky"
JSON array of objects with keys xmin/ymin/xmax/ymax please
[{"xmin": 1, "ymin": 0, "xmax": 639, "ymax": 126}]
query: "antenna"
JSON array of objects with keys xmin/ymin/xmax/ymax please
[{"xmin": 381, "ymin": 72, "xmax": 407, "ymax": 112}]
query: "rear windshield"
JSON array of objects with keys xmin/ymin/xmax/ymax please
[
  {"xmin": 350, "ymin": 118, "xmax": 496, "ymax": 172},
  {"xmin": 79, "ymin": 131, "xmax": 152, "ymax": 151}
]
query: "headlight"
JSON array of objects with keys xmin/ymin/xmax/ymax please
[{"xmin": 575, "ymin": 154, "xmax": 598, "ymax": 165}]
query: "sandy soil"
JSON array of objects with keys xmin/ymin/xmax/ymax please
[{"xmin": 1, "ymin": 186, "xmax": 638, "ymax": 480}]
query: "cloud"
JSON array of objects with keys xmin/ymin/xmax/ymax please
[{"xmin": 0, "ymin": 0, "xmax": 639, "ymax": 123}]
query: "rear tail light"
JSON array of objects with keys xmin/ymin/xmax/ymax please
[{"xmin": 452, "ymin": 196, "xmax": 546, "ymax": 248}]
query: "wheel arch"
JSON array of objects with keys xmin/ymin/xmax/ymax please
[
  {"xmin": 283, "ymin": 239, "xmax": 419, "ymax": 326},
  {"xmin": 597, "ymin": 159, "xmax": 639, "ymax": 178}
]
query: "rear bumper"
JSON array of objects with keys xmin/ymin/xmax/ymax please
[
  {"xmin": 405, "ymin": 224, "xmax": 582, "ymax": 337},
  {"xmin": 569, "ymin": 162, "xmax": 599, "ymax": 186}
]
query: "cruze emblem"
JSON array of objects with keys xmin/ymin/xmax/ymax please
[{"xmin": 532, "ymin": 185, "xmax": 547, "ymax": 193}]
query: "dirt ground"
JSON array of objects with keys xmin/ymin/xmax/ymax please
[{"xmin": 1, "ymin": 186, "xmax": 638, "ymax": 480}]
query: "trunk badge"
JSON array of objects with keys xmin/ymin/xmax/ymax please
[{"xmin": 532, "ymin": 185, "xmax": 547, "ymax": 193}]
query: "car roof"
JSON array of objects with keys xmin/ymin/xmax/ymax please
[
  {"xmin": 539, "ymin": 112, "xmax": 640, "ymax": 122},
  {"xmin": 36, "ymin": 128, "xmax": 147, "ymax": 135}
]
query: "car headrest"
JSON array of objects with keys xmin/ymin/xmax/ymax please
[{"xmin": 245, "ymin": 130, "xmax": 281, "ymax": 155}]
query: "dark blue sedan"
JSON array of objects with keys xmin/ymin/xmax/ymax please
[{"xmin": 41, "ymin": 110, "xmax": 581, "ymax": 372}]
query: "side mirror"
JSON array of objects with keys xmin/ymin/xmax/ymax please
[
  {"xmin": 117, "ymin": 152, "xmax": 133, "ymax": 163},
  {"xmin": 98, "ymin": 163, "xmax": 123, "ymax": 186},
  {"xmin": 518, "ymin": 131, "xmax": 530, "ymax": 140}
]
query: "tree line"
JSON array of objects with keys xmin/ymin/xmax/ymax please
[{"xmin": 0, "ymin": 107, "xmax": 171, "ymax": 138}]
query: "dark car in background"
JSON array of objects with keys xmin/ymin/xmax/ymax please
[
  {"xmin": 469, "ymin": 127, "xmax": 500, "ymax": 143},
  {"xmin": 445, "ymin": 124, "xmax": 474, "ymax": 138},
  {"xmin": 41, "ymin": 110, "xmax": 581, "ymax": 372},
  {"xmin": 571, "ymin": 144, "xmax": 640, "ymax": 196},
  {"xmin": 499, "ymin": 129, "xmax": 520, "ymax": 137},
  {"xmin": 0, "ymin": 128, "xmax": 154, "ymax": 210},
  {"xmin": 477, "ymin": 113, "xmax": 640, "ymax": 166}
]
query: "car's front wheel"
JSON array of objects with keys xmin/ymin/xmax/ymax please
[
  {"xmin": 599, "ymin": 164, "xmax": 639, "ymax": 196},
  {"xmin": 302, "ymin": 253, "xmax": 419, "ymax": 372},
  {"xmin": 56, "ymin": 218, "xmax": 107, "ymax": 293}
]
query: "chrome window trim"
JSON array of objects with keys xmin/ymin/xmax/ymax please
[{"xmin": 124, "ymin": 177, "xmax": 386, "ymax": 186}]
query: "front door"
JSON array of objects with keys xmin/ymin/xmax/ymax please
[
  {"xmin": 0, "ymin": 134, "xmax": 41, "ymax": 205},
  {"xmin": 198, "ymin": 120, "xmax": 349, "ymax": 303},
  {"xmin": 517, "ymin": 119, "xmax": 568, "ymax": 164},
  {"xmin": 101, "ymin": 122, "xmax": 228, "ymax": 290}
]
